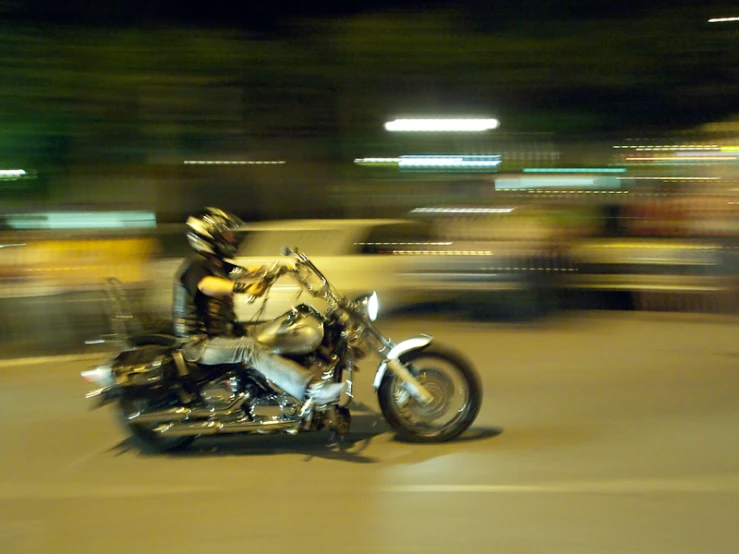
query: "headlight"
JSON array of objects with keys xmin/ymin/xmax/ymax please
[
  {"xmin": 353, "ymin": 291, "xmax": 380, "ymax": 322},
  {"xmin": 368, "ymin": 291, "xmax": 379, "ymax": 321}
]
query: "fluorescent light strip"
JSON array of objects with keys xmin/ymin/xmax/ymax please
[
  {"xmin": 184, "ymin": 161, "xmax": 286, "ymax": 165},
  {"xmin": 354, "ymin": 158, "xmax": 400, "ymax": 164},
  {"xmin": 411, "ymin": 207, "xmax": 514, "ymax": 214},
  {"xmin": 618, "ymin": 177, "xmax": 720, "ymax": 181},
  {"xmin": 626, "ymin": 157, "xmax": 737, "ymax": 161},
  {"xmin": 399, "ymin": 160, "xmax": 501, "ymax": 168},
  {"xmin": 496, "ymin": 177, "xmax": 615, "ymax": 189},
  {"xmin": 384, "ymin": 119, "xmax": 500, "ymax": 132},
  {"xmin": 709, "ymin": 17, "xmax": 739, "ymax": 23},
  {"xmin": 355, "ymin": 155, "xmax": 502, "ymax": 169},
  {"xmin": 524, "ymin": 168, "xmax": 626, "ymax": 173},
  {"xmin": 400, "ymin": 155, "xmax": 501, "ymax": 159},
  {"xmin": 0, "ymin": 169, "xmax": 27, "ymax": 178},
  {"xmin": 614, "ymin": 145, "xmax": 719, "ymax": 150}
]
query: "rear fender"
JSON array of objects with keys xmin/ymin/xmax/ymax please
[{"xmin": 81, "ymin": 344, "xmax": 173, "ymax": 402}]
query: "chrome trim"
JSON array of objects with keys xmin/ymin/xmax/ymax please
[
  {"xmin": 172, "ymin": 350, "xmax": 190, "ymax": 377},
  {"xmin": 127, "ymin": 393, "xmax": 250, "ymax": 423},
  {"xmin": 345, "ymin": 362, "xmax": 354, "ymax": 400},
  {"xmin": 339, "ymin": 362, "xmax": 354, "ymax": 408},
  {"xmin": 385, "ymin": 358, "xmax": 434, "ymax": 404},
  {"xmin": 155, "ymin": 418, "xmax": 299, "ymax": 437},
  {"xmin": 85, "ymin": 386, "xmax": 112, "ymax": 399}
]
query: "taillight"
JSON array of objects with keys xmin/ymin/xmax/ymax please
[{"xmin": 81, "ymin": 363, "xmax": 114, "ymax": 387}]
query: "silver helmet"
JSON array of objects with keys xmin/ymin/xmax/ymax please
[{"xmin": 185, "ymin": 207, "xmax": 245, "ymax": 258}]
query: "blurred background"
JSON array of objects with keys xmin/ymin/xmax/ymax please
[
  {"xmin": 3, "ymin": 6, "xmax": 739, "ymax": 554},
  {"xmin": 3, "ymin": 0, "xmax": 739, "ymax": 357}
]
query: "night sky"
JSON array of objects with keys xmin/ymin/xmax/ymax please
[
  {"xmin": 3, "ymin": 0, "xmax": 737, "ymax": 32},
  {"xmin": 2, "ymin": 0, "xmax": 737, "ymax": 133}
]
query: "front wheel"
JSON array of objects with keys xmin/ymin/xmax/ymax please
[{"xmin": 378, "ymin": 344, "xmax": 482, "ymax": 443}]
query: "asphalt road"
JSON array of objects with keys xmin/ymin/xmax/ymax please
[{"xmin": 1, "ymin": 313, "xmax": 738, "ymax": 554}]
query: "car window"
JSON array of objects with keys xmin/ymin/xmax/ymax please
[
  {"xmin": 236, "ymin": 229, "xmax": 352, "ymax": 257},
  {"xmin": 356, "ymin": 222, "xmax": 436, "ymax": 254}
]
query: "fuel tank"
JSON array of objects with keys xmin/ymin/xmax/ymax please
[{"xmin": 251, "ymin": 304, "xmax": 325, "ymax": 355}]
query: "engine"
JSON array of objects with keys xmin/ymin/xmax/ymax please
[
  {"xmin": 199, "ymin": 372, "xmax": 303, "ymax": 422},
  {"xmin": 200, "ymin": 373, "xmax": 241, "ymax": 410},
  {"xmin": 249, "ymin": 394, "xmax": 302, "ymax": 421},
  {"xmin": 197, "ymin": 319, "xmax": 346, "ymax": 422}
]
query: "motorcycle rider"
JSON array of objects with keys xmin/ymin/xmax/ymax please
[{"xmin": 173, "ymin": 207, "xmax": 345, "ymax": 405}]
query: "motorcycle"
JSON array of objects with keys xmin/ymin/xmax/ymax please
[{"xmin": 82, "ymin": 246, "xmax": 483, "ymax": 452}]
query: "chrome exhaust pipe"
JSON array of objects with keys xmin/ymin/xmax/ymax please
[
  {"xmin": 128, "ymin": 406, "xmax": 196, "ymax": 423},
  {"xmin": 155, "ymin": 418, "xmax": 299, "ymax": 437},
  {"xmin": 128, "ymin": 394, "xmax": 250, "ymax": 424}
]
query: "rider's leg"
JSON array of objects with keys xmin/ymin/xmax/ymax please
[{"xmin": 199, "ymin": 336, "xmax": 344, "ymax": 403}]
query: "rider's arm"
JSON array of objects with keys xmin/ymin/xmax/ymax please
[
  {"xmin": 182, "ymin": 260, "xmax": 265, "ymax": 299},
  {"xmin": 225, "ymin": 263, "xmax": 267, "ymax": 280},
  {"xmin": 198, "ymin": 276, "xmax": 264, "ymax": 298}
]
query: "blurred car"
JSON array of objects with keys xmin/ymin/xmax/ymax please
[
  {"xmin": 228, "ymin": 218, "xmax": 539, "ymax": 322},
  {"xmin": 561, "ymin": 202, "xmax": 739, "ymax": 296},
  {"xmin": 564, "ymin": 238, "xmax": 735, "ymax": 293}
]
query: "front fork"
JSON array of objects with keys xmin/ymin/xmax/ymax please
[
  {"xmin": 383, "ymin": 357, "xmax": 434, "ymax": 404},
  {"xmin": 372, "ymin": 334, "xmax": 435, "ymax": 405}
]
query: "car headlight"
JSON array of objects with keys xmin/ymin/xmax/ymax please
[{"xmin": 353, "ymin": 291, "xmax": 379, "ymax": 321}]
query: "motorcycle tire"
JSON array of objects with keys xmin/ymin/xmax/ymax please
[{"xmin": 378, "ymin": 344, "xmax": 482, "ymax": 443}]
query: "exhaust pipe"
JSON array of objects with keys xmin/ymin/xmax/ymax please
[
  {"xmin": 128, "ymin": 394, "xmax": 250, "ymax": 424},
  {"xmin": 129, "ymin": 406, "xmax": 196, "ymax": 423},
  {"xmin": 155, "ymin": 418, "xmax": 299, "ymax": 437}
]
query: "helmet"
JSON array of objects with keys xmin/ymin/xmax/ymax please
[{"xmin": 186, "ymin": 207, "xmax": 245, "ymax": 258}]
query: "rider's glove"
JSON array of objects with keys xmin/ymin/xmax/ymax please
[{"xmin": 233, "ymin": 281, "xmax": 254, "ymax": 294}]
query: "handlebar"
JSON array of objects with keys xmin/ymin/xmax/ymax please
[
  {"xmin": 280, "ymin": 245, "xmax": 344, "ymax": 307},
  {"xmin": 244, "ymin": 247, "xmax": 347, "ymax": 310}
]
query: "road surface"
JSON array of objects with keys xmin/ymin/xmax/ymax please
[{"xmin": 1, "ymin": 312, "xmax": 738, "ymax": 553}]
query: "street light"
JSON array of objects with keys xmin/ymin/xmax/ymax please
[
  {"xmin": 0, "ymin": 169, "xmax": 27, "ymax": 179},
  {"xmin": 384, "ymin": 118, "xmax": 500, "ymax": 132},
  {"xmin": 354, "ymin": 155, "xmax": 502, "ymax": 170},
  {"xmin": 708, "ymin": 17, "xmax": 739, "ymax": 23}
]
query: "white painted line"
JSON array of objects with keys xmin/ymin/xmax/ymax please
[
  {"xmin": 0, "ymin": 352, "xmax": 113, "ymax": 369},
  {"xmin": 382, "ymin": 475, "xmax": 739, "ymax": 495}
]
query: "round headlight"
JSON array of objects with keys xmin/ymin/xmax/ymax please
[
  {"xmin": 353, "ymin": 291, "xmax": 380, "ymax": 322},
  {"xmin": 368, "ymin": 291, "xmax": 379, "ymax": 321}
]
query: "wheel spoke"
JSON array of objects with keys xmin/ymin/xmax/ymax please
[{"xmin": 390, "ymin": 357, "xmax": 470, "ymax": 435}]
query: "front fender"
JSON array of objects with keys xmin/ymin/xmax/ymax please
[{"xmin": 373, "ymin": 335, "xmax": 433, "ymax": 390}]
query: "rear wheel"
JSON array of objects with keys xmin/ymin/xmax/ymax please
[
  {"xmin": 378, "ymin": 345, "xmax": 482, "ymax": 443},
  {"xmin": 118, "ymin": 393, "xmax": 195, "ymax": 453}
]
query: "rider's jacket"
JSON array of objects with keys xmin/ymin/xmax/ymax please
[{"xmin": 172, "ymin": 254, "xmax": 242, "ymax": 360}]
